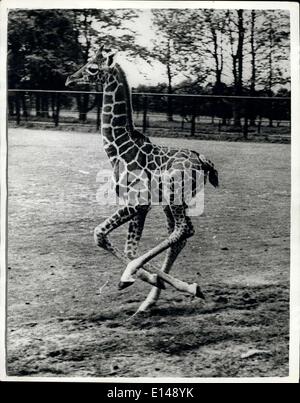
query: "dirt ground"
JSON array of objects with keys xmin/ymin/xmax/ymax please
[{"xmin": 6, "ymin": 128, "xmax": 290, "ymax": 378}]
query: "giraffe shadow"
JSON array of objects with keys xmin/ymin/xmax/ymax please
[
  {"xmin": 147, "ymin": 327, "xmax": 238, "ymax": 355},
  {"xmin": 70, "ymin": 287, "xmax": 259, "ymax": 333},
  {"xmin": 148, "ymin": 301, "xmax": 225, "ymax": 317}
]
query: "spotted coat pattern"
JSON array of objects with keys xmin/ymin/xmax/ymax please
[{"xmin": 66, "ymin": 47, "xmax": 218, "ymax": 311}]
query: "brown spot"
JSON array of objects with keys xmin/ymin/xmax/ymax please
[
  {"xmin": 112, "ymin": 115, "xmax": 127, "ymax": 126},
  {"xmin": 103, "ymin": 105, "xmax": 112, "ymax": 113},
  {"xmin": 114, "ymin": 103, "xmax": 126, "ymax": 115},
  {"xmin": 102, "ymin": 113, "xmax": 113, "ymax": 124},
  {"xmin": 105, "ymin": 143, "xmax": 118, "ymax": 156},
  {"xmin": 115, "ymin": 86, "xmax": 125, "ymax": 102},
  {"xmin": 106, "ymin": 82, "xmax": 118, "ymax": 92},
  {"xmin": 102, "ymin": 127, "xmax": 114, "ymax": 140},
  {"xmin": 148, "ymin": 161, "xmax": 158, "ymax": 171},
  {"xmin": 104, "ymin": 95, "xmax": 113, "ymax": 104}
]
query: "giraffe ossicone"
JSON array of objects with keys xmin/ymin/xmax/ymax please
[{"xmin": 66, "ymin": 45, "xmax": 218, "ymax": 313}]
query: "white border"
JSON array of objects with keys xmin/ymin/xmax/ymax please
[
  {"xmin": 289, "ymin": 0, "xmax": 300, "ymax": 383},
  {"xmin": 0, "ymin": 1, "xmax": 299, "ymax": 383},
  {"xmin": 0, "ymin": 0, "xmax": 8, "ymax": 384}
]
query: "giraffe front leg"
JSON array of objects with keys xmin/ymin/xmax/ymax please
[
  {"xmin": 94, "ymin": 205, "xmax": 142, "ymax": 287},
  {"xmin": 94, "ymin": 205, "xmax": 138, "ymax": 253},
  {"xmin": 94, "ymin": 205, "xmax": 164, "ymax": 290},
  {"xmin": 124, "ymin": 206, "xmax": 150, "ymax": 260}
]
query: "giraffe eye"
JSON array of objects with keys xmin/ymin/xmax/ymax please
[{"xmin": 87, "ymin": 64, "xmax": 98, "ymax": 75}]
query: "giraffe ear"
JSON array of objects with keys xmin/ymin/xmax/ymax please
[
  {"xmin": 95, "ymin": 45, "xmax": 116, "ymax": 66},
  {"xmin": 95, "ymin": 44, "xmax": 104, "ymax": 60},
  {"xmin": 106, "ymin": 52, "xmax": 116, "ymax": 67}
]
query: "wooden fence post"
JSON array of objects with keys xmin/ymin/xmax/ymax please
[
  {"xmin": 218, "ymin": 119, "xmax": 222, "ymax": 133},
  {"xmin": 243, "ymin": 117, "xmax": 248, "ymax": 139},
  {"xmin": 190, "ymin": 99, "xmax": 196, "ymax": 136},
  {"xmin": 142, "ymin": 95, "xmax": 148, "ymax": 134},
  {"xmin": 96, "ymin": 94, "xmax": 101, "ymax": 131},
  {"xmin": 257, "ymin": 119, "xmax": 261, "ymax": 134},
  {"xmin": 190, "ymin": 114, "xmax": 196, "ymax": 136},
  {"xmin": 15, "ymin": 93, "xmax": 20, "ymax": 125},
  {"xmin": 53, "ymin": 93, "xmax": 60, "ymax": 127}
]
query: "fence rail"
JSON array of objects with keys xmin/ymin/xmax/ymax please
[
  {"xmin": 8, "ymin": 88, "xmax": 291, "ymax": 100},
  {"xmin": 7, "ymin": 89, "xmax": 291, "ymax": 142}
]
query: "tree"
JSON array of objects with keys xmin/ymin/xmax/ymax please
[
  {"xmin": 8, "ymin": 10, "xmax": 83, "ymax": 120},
  {"xmin": 151, "ymin": 9, "xmax": 192, "ymax": 121},
  {"xmin": 256, "ymin": 11, "xmax": 290, "ymax": 90},
  {"xmin": 249, "ymin": 10, "xmax": 256, "ymax": 96},
  {"xmin": 8, "ymin": 10, "xmax": 82, "ymax": 89},
  {"xmin": 226, "ymin": 9, "xmax": 246, "ymax": 126},
  {"xmin": 247, "ymin": 10, "xmax": 257, "ymax": 125},
  {"xmin": 8, "ymin": 9, "xmax": 145, "ymax": 121},
  {"xmin": 201, "ymin": 10, "xmax": 227, "ymax": 94},
  {"xmin": 255, "ymin": 10, "xmax": 290, "ymax": 126}
]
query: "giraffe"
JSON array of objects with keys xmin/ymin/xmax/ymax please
[{"xmin": 66, "ymin": 45, "xmax": 219, "ymax": 313}]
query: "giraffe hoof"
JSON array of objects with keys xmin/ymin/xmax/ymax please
[
  {"xmin": 156, "ymin": 276, "xmax": 166, "ymax": 290},
  {"xmin": 195, "ymin": 285, "xmax": 205, "ymax": 300},
  {"xmin": 118, "ymin": 280, "xmax": 135, "ymax": 290},
  {"xmin": 137, "ymin": 300, "xmax": 157, "ymax": 313}
]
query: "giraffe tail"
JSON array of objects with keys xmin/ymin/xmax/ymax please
[
  {"xmin": 208, "ymin": 163, "xmax": 219, "ymax": 188},
  {"xmin": 196, "ymin": 153, "xmax": 219, "ymax": 188}
]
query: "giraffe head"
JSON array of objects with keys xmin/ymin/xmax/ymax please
[{"xmin": 65, "ymin": 45, "xmax": 116, "ymax": 87}]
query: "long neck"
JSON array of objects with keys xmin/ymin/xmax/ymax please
[{"xmin": 101, "ymin": 64, "xmax": 135, "ymax": 162}]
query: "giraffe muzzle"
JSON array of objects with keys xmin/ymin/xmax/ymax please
[
  {"xmin": 65, "ymin": 76, "xmax": 75, "ymax": 87},
  {"xmin": 118, "ymin": 280, "xmax": 135, "ymax": 290},
  {"xmin": 65, "ymin": 75, "xmax": 88, "ymax": 87},
  {"xmin": 65, "ymin": 69, "xmax": 89, "ymax": 87}
]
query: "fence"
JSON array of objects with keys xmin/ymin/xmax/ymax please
[{"xmin": 7, "ymin": 89, "xmax": 291, "ymax": 142}]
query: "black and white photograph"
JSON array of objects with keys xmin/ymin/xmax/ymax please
[{"xmin": 0, "ymin": 1, "xmax": 299, "ymax": 383}]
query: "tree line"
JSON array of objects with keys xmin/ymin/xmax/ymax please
[{"xmin": 8, "ymin": 8, "xmax": 290, "ymax": 126}]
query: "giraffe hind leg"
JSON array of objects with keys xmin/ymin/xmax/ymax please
[
  {"xmin": 120, "ymin": 204, "xmax": 194, "ymax": 287},
  {"xmin": 137, "ymin": 206, "xmax": 189, "ymax": 312},
  {"xmin": 137, "ymin": 240, "xmax": 187, "ymax": 312},
  {"xmin": 95, "ymin": 205, "xmax": 200, "ymax": 298}
]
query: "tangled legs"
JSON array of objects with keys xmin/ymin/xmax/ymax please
[
  {"xmin": 119, "ymin": 204, "xmax": 204, "ymax": 311},
  {"xmin": 94, "ymin": 204, "xmax": 204, "ymax": 310}
]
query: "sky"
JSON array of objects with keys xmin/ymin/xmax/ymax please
[{"xmin": 112, "ymin": 10, "xmax": 167, "ymax": 88}]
